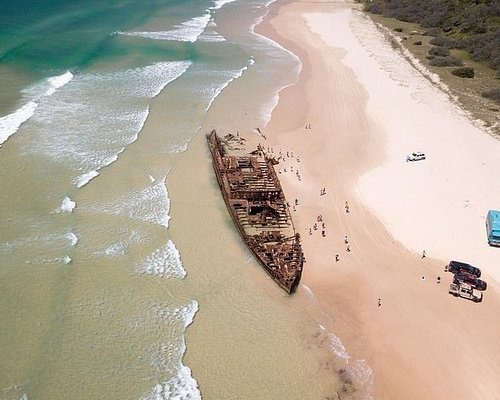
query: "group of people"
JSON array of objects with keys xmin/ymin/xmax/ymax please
[
  {"xmin": 309, "ymin": 214, "xmax": 326, "ymax": 237},
  {"xmin": 274, "ymin": 148, "xmax": 302, "ymax": 182}
]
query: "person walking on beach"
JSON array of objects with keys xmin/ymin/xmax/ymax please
[
  {"xmin": 378, "ymin": 298, "xmax": 381, "ymax": 307},
  {"xmin": 335, "ymin": 254, "xmax": 340, "ymax": 262},
  {"xmin": 422, "ymin": 250, "xmax": 426, "ymax": 258},
  {"xmin": 344, "ymin": 235, "xmax": 349, "ymax": 244},
  {"xmin": 345, "ymin": 201, "xmax": 350, "ymax": 213},
  {"xmin": 346, "ymin": 244, "xmax": 351, "ymax": 252}
]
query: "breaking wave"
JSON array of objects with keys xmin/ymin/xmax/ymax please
[
  {"xmin": 0, "ymin": 101, "xmax": 38, "ymax": 145},
  {"xmin": 23, "ymin": 61, "xmax": 190, "ymax": 188},
  {"xmin": 119, "ymin": 12, "xmax": 211, "ymax": 43},
  {"xmin": 141, "ymin": 301, "xmax": 201, "ymax": 400},
  {"xmin": 212, "ymin": 0, "xmax": 237, "ymax": 10},
  {"xmin": 118, "ymin": 11, "xmax": 226, "ymax": 43},
  {"xmin": 204, "ymin": 58, "xmax": 254, "ymax": 113},
  {"xmin": 138, "ymin": 240, "xmax": 186, "ymax": 279},
  {"xmin": 0, "ymin": 71, "xmax": 74, "ymax": 145}
]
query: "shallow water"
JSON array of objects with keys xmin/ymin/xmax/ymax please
[{"xmin": 0, "ymin": 0, "xmax": 358, "ymax": 399}]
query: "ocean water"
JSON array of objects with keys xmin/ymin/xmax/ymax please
[{"xmin": 0, "ymin": 0, "xmax": 363, "ymax": 399}]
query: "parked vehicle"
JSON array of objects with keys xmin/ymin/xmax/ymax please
[
  {"xmin": 486, "ymin": 210, "xmax": 500, "ymax": 247},
  {"xmin": 447, "ymin": 260, "xmax": 481, "ymax": 277},
  {"xmin": 449, "ymin": 282, "xmax": 483, "ymax": 302},
  {"xmin": 406, "ymin": 152, "xmax": 426, "ymax": 162},
  {"xmin": 453, "ymin": 272, "xmax": 487, "ymax": 291}
]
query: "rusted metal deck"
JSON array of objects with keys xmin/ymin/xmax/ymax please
[{"xmin": 207, "ymin": 130, "xmax": 303, "ymax": 293}]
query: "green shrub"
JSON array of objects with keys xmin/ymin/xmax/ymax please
[
  {"xmin": 429, "ymin": 36, "xmax": 453, "ymax": 47},
  {"xmin": 451, "ymin": 67, "xmax": 475, "ymax": 78},
  {"xmin": 428, "ymin": 46, "xmax": 450, "ymax": 57},
  {"xmin": 414, "ymin": 40, "xmax": 423, "ymax": 45},
  {"xmin": 361, "ymin": 0, "xmax": 500, "ymax": 76},
  {"xmin": 423, "ymin": 28, "xmax": 441, "ymax": 37}
]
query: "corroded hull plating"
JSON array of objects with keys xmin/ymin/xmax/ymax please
[{"xmin": 208, "ymin": 130, "xmax": 303, "ymax": 294}]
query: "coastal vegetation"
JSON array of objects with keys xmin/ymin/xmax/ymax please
[
  {"xmin": 359, "ymin": 0, "xmax": 500, "ymax": 78},
  {"xmin": 358, "ymin": 0, "xmax": 500, "ymax": 134}
]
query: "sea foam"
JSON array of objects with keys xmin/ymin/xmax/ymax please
[
  {"xmin": 67, "ymin": 231, "xmax": 79, "ymax": 246},
  {"xmin": 83, "ymin": 178, "xmax": 171, "ymax": 227},
  {"xmin": 55, "ymin": 196, "xmax": 76, "ymax": 213},
  {"xmin": 74, "ymin": 170, "xmax": 99, "ymax": 188},
  {"xmin": 138, "ymin": 240, "xmax": 186, "ymax": 279},
  {"xmin": 26, "ymin": 62, "xmax": 190, "ymax": 188},
  {"xmin": 212, "ymin": 0, "xmax": 237, "ymax": 10},
  {"xmin": 142, "ymin": 366, "xmax": 201, "ymax": 400},
  {"xmin": 318, "ymin": 321, "xmax": 374, "ymax": 398},
  {"xmin": 141, "ymin": 301, "xmax": 201, "ymax": 400}
]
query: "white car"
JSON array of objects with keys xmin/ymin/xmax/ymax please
[{"xmin": 406, "ymin": 152, "xmax": 426, "ymax": 162}]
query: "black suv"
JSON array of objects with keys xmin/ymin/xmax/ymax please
[
  {"xmin": 447, "ymin": 260, "xmax": 481, "ymax": 277},
  {"xmin": 453, "ymin": 272, "xmax": 487, "ymax": 291}
]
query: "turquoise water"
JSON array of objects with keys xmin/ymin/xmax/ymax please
[{"xmin": 0, "ymin": 0, "xmax": 352, "ymax": 399}]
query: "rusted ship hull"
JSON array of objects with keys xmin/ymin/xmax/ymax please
[{"xmin": 207, "ymin": 130, "xmax": 303, "ymax": 294}]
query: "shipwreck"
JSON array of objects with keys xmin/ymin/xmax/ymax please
[{"xmin": 207, "ymin": 130, "xmax": 303, "ymax": 293}]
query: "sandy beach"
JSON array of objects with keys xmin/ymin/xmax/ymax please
[{"xmin": 252, "ymin": 0, "xmax": 500, "ymax": 398}]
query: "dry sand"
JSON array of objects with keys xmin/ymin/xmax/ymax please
[{"xmin": 252, "ymin": 0, "xmax": 500, "ymax": 398}]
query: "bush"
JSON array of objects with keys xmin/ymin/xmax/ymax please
[
  {"xmin": 429, "ymin": 56, "xmax": 464, "ymax": 67},
  {"xmin": 365, "ymin": 3, "xmax": 383, "ymax": 14},
  {"xmin": 429, "ymin": 36, "xmax": 453, "ymax": 47},
  {"xmin": 423, "ymin": 28, "xmax": 441, "ymax": 37},
  {"xmin": 453, "ymin": 38, "xmax": 468, "ymax": 49},
  {"xmin": 451, "ymin": 67, "xmax": 475, "ymax": 78},
  {"xmin": 361, "ymin": 0, "xmax": 500, "ymax": 76},
  {"xmin": 394, "ymin": 27, "xmax": 404, "ymax": 32},
  {"xmin": 414, "ymin": 40, "xmax": 423, "ymax": 45},
  {"xmin": 428, "ymin": 46, "xmax": 450, "ymax": 57},
  {"xmin": 482, "ymin": 88, "xmax": 500, "ymax": 103}
]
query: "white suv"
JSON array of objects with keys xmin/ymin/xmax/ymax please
[{"xmin": 406, "ymin": 152, "xmax": 426, "ymax": 162}]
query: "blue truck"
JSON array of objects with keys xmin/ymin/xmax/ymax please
[{"xmin": 486, "ymin": 210, "xmax": 500, "ymax": 247}]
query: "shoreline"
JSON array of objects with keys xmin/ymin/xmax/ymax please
[{"xmin": 255, "ymin": 0, "xmax": 500, "ymax": 398}]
